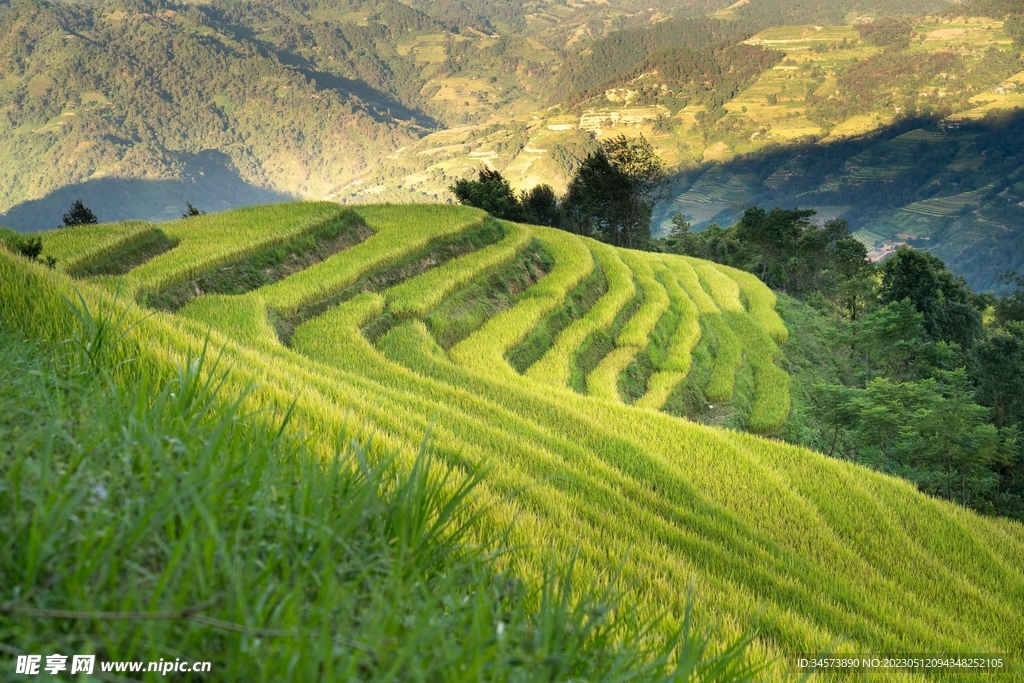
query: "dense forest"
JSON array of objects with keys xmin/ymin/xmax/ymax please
[
  {"xmin": 729, "ymin": 0, "xmax": 950, "ymax": 26},
  {"xmin": 548, "ymin": 0, "xmax": 954, "ymax": 108},
  {"xmin": 568, "ymin": 43, "xmax": 783, "ymax": 115},
  {"xmin": 551, "ymin": 17, "xmax": 757, "ymax": 106},
  {"xmin": 806, "ymin": 44, "xmax": 1023, "ymax": 127}
]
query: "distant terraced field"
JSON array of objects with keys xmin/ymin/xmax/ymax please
[{"xmin": 3, "ymin": 203, "xmax": 1022, "ymax": 680}]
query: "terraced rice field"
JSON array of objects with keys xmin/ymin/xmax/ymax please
[
  {"xmin": 5, "ymin": 202, "xmax": 1023, "ymax": 680},
  {"xmin": 666, "ymin": 173, "xmax": 759, "ymax": 228},
  {"xmin": 902, "ymin": 187, "xmax": 989, "ymax": 218}
]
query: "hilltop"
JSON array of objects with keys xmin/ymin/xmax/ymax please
[{"xmin": 1, "ymin": 202, "xmax": 1021, "ymax": 678}]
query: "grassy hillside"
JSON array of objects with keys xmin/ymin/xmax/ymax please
[
  {"xmin": 3, "ymin": 203, "xmax": 1022, "ymax": 679},
  {"xmin": 0, "ymin": 319, "xmax": 731, "ymax": 681}
]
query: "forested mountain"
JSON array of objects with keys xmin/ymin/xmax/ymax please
[
  {"xmin": 569, "ymin": 42, "xmax": 784, "ymax": 114},
  {"xmin": 0, "ymin": 0, "xmax": 722, "ymax": 226},
  {"xmin": 551, "ymin": 17, "xmax": 754, "ymax": 105},
  {"xmin": 664, "ymin": 111, "xmax": 1024, "ymax": 291},
  {"xmin": 548, "ymin": 0, "xmax": 953, "ymax": 106},
  {"xmin": 726, "ymin": 0, "xmax": 951, "ymax": 25},
  {"xmin": 0, "ymin": 0, "xmax": 433, "ymax": 223},
  {"xmin": 7, "ymin": 0, "xmax": 1024, "ymax": 291}
]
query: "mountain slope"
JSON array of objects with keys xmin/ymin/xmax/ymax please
[
  {"xmin": 368, "ymin": 13, "xmax": 1023, "ymax": 289},
  {"xmin": 2, "ymin": 203, "xmax": 1021, "ymax": 679},
  {"xmin": 0, "ymin": 0, "xmax": 729, "ymax": 224},
  {"xmin": 5, "ymin": 0, "xmax": 1024, "ymax": 292},
  {"xmin": 0, "ymin": 0, "xmax": 426, "ymax": 217},
  {"xmin": 725, "ymin": 0, "xmax": 952, "ymax": 24}
]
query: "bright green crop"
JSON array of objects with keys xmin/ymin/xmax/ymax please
[
  {"xmin": 41, "ymin": 220, "xmax": 156, "ymax": 272},
  {"xmin": 656, "ymin": 259, "xmax": 701, "ymax": 374},
  {"xmin": 386, "ymin": 222, "xmax": 530, "ymax": 318},
  {"xmin": 5, "ymin": 204, "xmax": 1016, "ymax": 683},
  {"xmin": 616, "ymin": 250, "xmax": 670, "ymax": 348},
  {"xmin": 525, "ymin": 240, "xmax": 633, "ymax": 387},
  {"xmin": 718, "ymin": 263, "xmax": 790, "ymax": 344}
]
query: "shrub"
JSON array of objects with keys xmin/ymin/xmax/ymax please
[{"xmin": 0, "ymin": 227, "xmax": 47, "ymax": 264}]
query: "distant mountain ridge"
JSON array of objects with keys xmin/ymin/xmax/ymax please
[{"xmin": 0, "ymin": 0, "xmax": 714, "ymax": 225}]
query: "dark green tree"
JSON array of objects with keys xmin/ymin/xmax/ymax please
[
  {"xmin": 915, "ymin": 370, "xmax": 1007, "ymax": 510},
  {"xmin": 844, "ymin": 377, "xmax": 926, "ymax": 469},
  {"xmin": 784, "ymin": 217, "xmax": 872, "ymax": 300},
  {"xmin": 733, "ymin": 206, "xmax": 815, "ymax": 287},
  {"xmin": 0, "ymin": 227, "xmax": 50, "ymax": 265},
  {"xmin": 657, "ymin": 215, "xmax": 755, "ymax": 267},
  {"xmin": 880, "ymin": 246, "xmax": 982, "ymax": 348},
  {"xmin": 449, "ymin": 168, "xmax": 523, "ymax": 221},
  {"xmin": 880, "ymin": 246, "xmax": 941, "ymax": 312},
  {"xmin": 659, "ymin": 213, "xmax": 696, "ymax": 254},
  {"xmin": 973, "ymin": 327, "xmax": 1024, "ymax": 429},
  {"xmin": 182, "ymin": 202, "xmax": 206, "ymax": 218},
  {"xmin": 809, "ymin": 383, "xmax": 860, "ymax": 458},
  {"xmin": 846, "ymin": 299, "xmax": 926, "ymax": 384},
  {"xmin": 1005, "ymin": 14, "xmax": 1024, "ymax": 46},
  {"xmin": 827, "ymin": 231, "xmax": 875, "ymax": 320},
  {"xmin": 16, "ymin": 235, "xmax": 43, "ymax": 261},
  {"xmin": 561, "ymin": 135, "xmax": 666, "ymax": 249},
  {"xmin": 856, "ymin": 17, "xmax": 915, "ymax": 48},
  {"xmin": 62, "ymin": 200, "xmax": 98, "ymax": 227},
  {"xmin": 833, "ymin": 370, "xmax": 1012, "ymax": 510},
  {"xmin": 561, "ymin": 151, "xmax": 619, "ymax": 239},
  {"xmin": 994, "ymin": 271, "xmax": 1024, "ymax": 325},
  {"xmin": 520, "ymin": 184, "xmax": 560, "ymax": 227}
]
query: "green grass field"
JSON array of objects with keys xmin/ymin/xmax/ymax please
[{"xmin": 4, "ymin": 202, "xmax": 1023, "ymax": 680}]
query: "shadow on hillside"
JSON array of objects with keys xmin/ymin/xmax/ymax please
[
  {"xmin": 656, "ymin": 108, "xmax": 1024, "ymax": 291},
  {"xmin": 287, "ymin": 62, "xmax": 439, "ymax": 130},
  {"xmin": 215, "ymin": 17, "xmax": 438, "ymax": 130},
  {"xmin": 2, "ymin": 150, "xmax": 291, "ymax": 232}
]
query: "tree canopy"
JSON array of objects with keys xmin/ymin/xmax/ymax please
[
  {"xmin": 449, "ymin": 169, "xmax": 559, "ymax": 226},
  {"xmin": 659, "ymin": 206, "xmax": 873, "ymax": 309},
  {"xmin": 561, "ymin": 135, "xmax": 666, "ymax": 249},
  {"xmin": 62, "ymin": 200, "xmax": 98, "ymax": 227},
  {"xmin": 654, "ymin": 201, "xmax": 1023, "ymax": 520},
  {"xmin": 182, "ymin": 203, "xmax": 206, "ymax": 219},
  {"xmin": 880, "ymin": 246, "xmax": 982, "ymax": 348},
  {"xmin": 856, "ymin": 17, "xmax": 915, "ymax": 48}
]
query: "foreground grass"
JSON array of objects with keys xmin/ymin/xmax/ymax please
[{"xmin": 0, "ymin": 321, "xmax": 754, "ymax": 681}]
